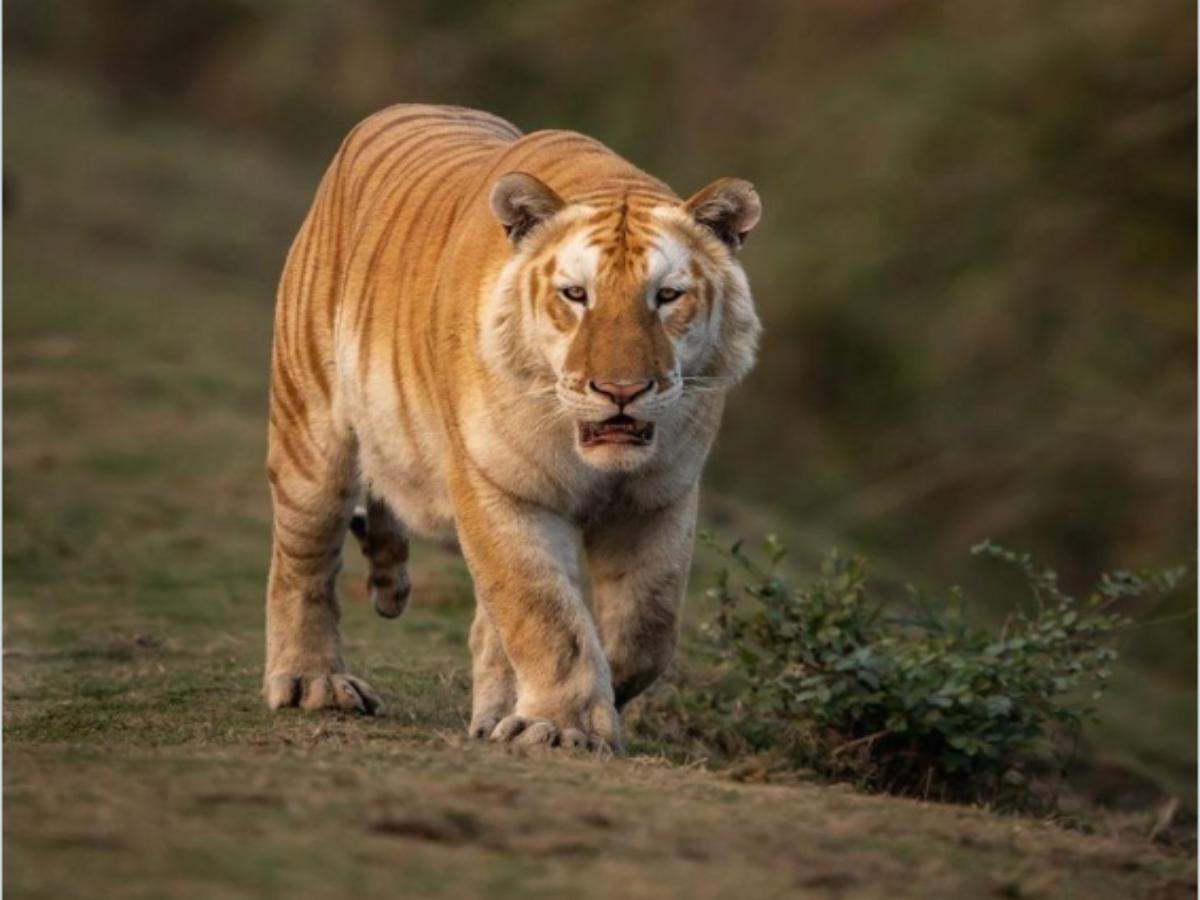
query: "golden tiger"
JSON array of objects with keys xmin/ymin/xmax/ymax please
[{"xmin": 264, "ymin": 104, "xmax": 761, "ymax": 752}]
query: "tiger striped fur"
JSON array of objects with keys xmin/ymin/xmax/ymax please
[{"xmin": 264, "ymin": 104, "xmax": 762, "ymax": 752}]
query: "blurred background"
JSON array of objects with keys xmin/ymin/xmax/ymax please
[{"xmin": 5, "ymin": 0, "xmax": 1195, "ymax": 811}]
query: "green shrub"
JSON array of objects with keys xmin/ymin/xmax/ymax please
[{"xmin": 634, "ymin": 536, "xmax": 1183, "ymax": 807}]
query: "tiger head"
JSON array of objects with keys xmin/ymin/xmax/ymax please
[{"xmin": 483, "ymin": 171, "xmax": 761, "ymax": 472}]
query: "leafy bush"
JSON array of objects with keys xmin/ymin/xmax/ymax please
[{"xmin": 633, "ymin": 536, "xmax": 1183, "ymax": 806}]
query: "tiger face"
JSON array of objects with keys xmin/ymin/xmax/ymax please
[{"xmin": 484, "ymin": 172, "xmax": 762, "ymax": 471}]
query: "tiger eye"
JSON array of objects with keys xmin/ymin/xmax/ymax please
[{"xmin": 561, "ymin": 286, "xmax": 587, "ymax": 303}]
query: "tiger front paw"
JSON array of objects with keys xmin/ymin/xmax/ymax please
[
  {"xmin": 489, "ymin": 692, "xmax": 623, "ymax": 754},
  {"xmin": 263, "ymin": 670, "xmax": 383, "ymax": 715}
]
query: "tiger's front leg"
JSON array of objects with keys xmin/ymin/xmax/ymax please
[
  {"xmin": 586, "ymin": 487, "xmax": 697, "ymax": 709},
  {"xmin": 453, "ymin": 467, "xmax": 622, "ymax": 753}
]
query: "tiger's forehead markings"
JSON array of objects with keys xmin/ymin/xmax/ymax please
[
  {"xmin": 596, "ymin": 198, "xmax": 634, "ymax": 271},
  {"xmin": 573, "ymin": 193, "xmax": 670, "ymax": 281}
]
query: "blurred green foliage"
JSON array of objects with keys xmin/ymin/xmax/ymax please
[{"xmin": 5, "ymin": 0, "xmax": 1194, "ymax": 675}]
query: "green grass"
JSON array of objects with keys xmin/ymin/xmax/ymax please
[{"xmin": 3, "ymin": 62, "xmax": 1194, "ymax": 898}]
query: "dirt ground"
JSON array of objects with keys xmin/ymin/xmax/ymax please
[{"xmin": 3, "ymin": 64, "xmax": 1195, "ymax": 899}]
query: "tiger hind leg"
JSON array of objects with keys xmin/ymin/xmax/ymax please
[
  {"xmin": 350, "ymin": 495, "xmax": 412, "ymax": 619},
  {"xmin": 264, "ymin": 414, "xmax": 383, "ymax": 716}
]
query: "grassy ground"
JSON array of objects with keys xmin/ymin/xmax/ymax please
[{"xmin": 3, "ymin": 64, "xmax": 1195, "ymax": 898}]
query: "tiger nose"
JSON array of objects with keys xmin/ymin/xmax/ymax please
[{"xmin": 588, "ymin": 379, "xmax": 655, "ymax": 407}]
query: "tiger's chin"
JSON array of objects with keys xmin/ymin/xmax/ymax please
[{"xmin": 574, "ymin": 414, "xmax": 658, "ymax": 471}]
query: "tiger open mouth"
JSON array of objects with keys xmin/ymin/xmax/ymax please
[{"xmin": 578, "ymin": 414, "xmax": 655, "ymax": 447}]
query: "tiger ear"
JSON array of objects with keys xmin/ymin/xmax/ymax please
[
  {"xmin": 490, "ymin": 172, "xmax": 565, "ymax": 245},
  {"xmin": 684, "ymin": 177, "xmax": 761, "ymax": 251}
]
